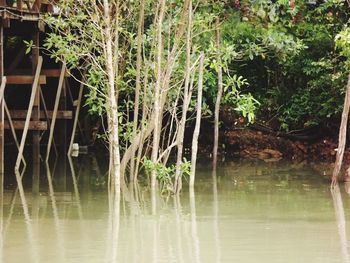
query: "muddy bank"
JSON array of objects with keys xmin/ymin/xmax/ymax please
[{"xmin": 223, "ymin": 128, "xmax": 350, "ymax": 164}]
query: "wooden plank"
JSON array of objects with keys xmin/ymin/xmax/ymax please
[
  {"xmin": 42, "ymin": 69, "xmax": 70, "ymax": 77},
  {"xmin": 4, "ymin": 120, "xmax": 47, "ymax": 130},
  {"xmin": 7, "ymin": 69, "xmax": 70, "ymax": 77},
  {"xmin": 8, "ymin": 110, "xmax": 72, "ymax": 119},
  {"xmin": 6, "ymin": 75, "xmax": 46, "ymax": 85}
]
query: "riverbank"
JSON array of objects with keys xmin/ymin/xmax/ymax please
[
  {"xmin": 195, "ymin": 121, "xmax": 348, "ymax": 180},
  {"xmin": 222, "ymin": 128, "xmax": 347, "ymax": 163}
]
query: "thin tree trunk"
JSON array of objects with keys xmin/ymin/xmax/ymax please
[
  {"xmin": 190, "ymin": 53, "xmax": 204, "ymax": 189},
  {"xmin": 133, "ymin": 65, "xmax": 150, "ymax": 182},
  {"xmin": 213, "ymin": 18, "xmax": 223, "ymax": 169},
  {"xmin": 162, "ymin": 90, "xmax": 180, "ymax": 165},
  {"xmin": 151, "ymin": 0, "xmax": 166, "ymax": 188},
  {"xmin": 332, "ymin": 73, "xmax": 350, "ymax": 187},
  {"xmin": 103, "ymin": 0, "xmax": 121, "ymax": 192},
  {"xmin": 174, "ymin": 0, "xmax": 192, "ymax": 193},
  {"xmin": 130, "ymin": 0, "xmax": 145, "ymax": 181}
]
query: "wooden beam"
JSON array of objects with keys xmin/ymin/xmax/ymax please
[
  {"xmin": 32, "ymin": 0, "xmax": 41, "ymax": 11},
  {"xmin": 32, "ymin": 30, "xmax": 40, "ymax": 198},
  {"xmin": 68, "ymin": 81, "xmax": 84, "ymax": 155},
  {"xmin": 17, "ymin": 0, "xmax": 23, "ymax": 10},
  {"xmin": 0, "ymin": 9, "xmax": 40, "ymax": 22},
  {"xmin": 46, "ymin": 63, "xmax": 66, "ymax": 161},
  {"xmin": 8, "ymin": 110, "xmax": 72, "ymax": 119},
  {"xmin": 0, "ymin": 23, "xmax": 4, "ymax": 201},
  {"xmin": 2, "ymin": 18, "xmax": 10, "ymax": 28},
  {"xmin": 37, "ymin": 19, "xmax": 45, "ymax": 32},
  {"xmin": 47, "ymin": 3, "xmax": 54, "ymax": 13},
  {"xmin": 14, "ymin": 56, "xmax": 43, "ymax": 172},
  {"xmin": 39, "ymin": 87, "xmax": 57, "ymax": 155},
  {"xmin": 4, "ymin": 101, "xmax": 27, "ymax": 167},
  {"xmin": 42, "ymin": 69, "xmax": 70, "ymax": 77},
  {"xmin": 7, "ymin": 69, "xmax": 70, "ymax": 77},
  {"xmin": 4, "ymin": 120, "xmax": 47, "ymax": 130},
  {"xmin": 6, "ymin": 75, "xmax": 46, "ymax": 85}
]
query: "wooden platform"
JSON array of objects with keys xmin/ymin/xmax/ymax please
[
  {"xmin": 0, "ymin": 0, "xmax": 54, "ymax": 22},
  {"xmin": 0, "ymin": 1, "xmax": 84, "ymax": 185}
]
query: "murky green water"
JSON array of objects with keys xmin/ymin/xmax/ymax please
[{"xmin": 1, "ymin": 158, "xmax": 350, "ymax": 263}]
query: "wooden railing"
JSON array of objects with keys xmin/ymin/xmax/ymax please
[{"xmin": 0, "ymin": 0, "xmax": 54, "ymax": 13}]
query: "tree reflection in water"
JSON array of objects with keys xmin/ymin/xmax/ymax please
[
  {"xmin": 105, "ymin": 175, "xmax": 121, "ymax": 262},
  {"xmin": 212, "ymin": 167, "xmax": 221, "ymax": 263},
  {"xmin": 190, "ymin": 187, "xmax": 201, "ymax": 263},
  {"xmin": 331, "ymin": 185, "xmax": 350, "ymax": 263},
  {"xmin": 45, "ymin": 160, "xmax": 65, "ymax": 262},
  {"xmin": 0, "ymin": 168, "xmax": 3, "ymax": 262},
  {"xmin": 15, "ymin": 168, "xmax": 39, "ymax": 263},
  {"xmin": 174, "ymin": 194, "xmax": 184, "ymax": 263}
]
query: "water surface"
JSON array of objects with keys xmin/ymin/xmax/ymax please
[{"xmin": 0, "ymin": 158, "xmax": 349, "ymax": 263}]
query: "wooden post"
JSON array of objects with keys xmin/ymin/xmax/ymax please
[
  {"xmin": 32, "ymin": 31, "xmax": 40, "ymax": 196},
  {"xmin": 32, "ymin": 0, "xmax": 41, "ymax": 12},
  {"xmin": 17, "ymin": 0, "xmax": 23, "ymax": 10},
  {"xmin": 39, "ymin": 88, "xmax": 58, "ymax": 156},
  {"xmin": 0, "ymin": 21, "xmax": 4, "ymax": 227},
  {"xmin": 14, "ymin": 57, "xmax": 43, "ymax": 172},
  {"xmin": 56, "ymin": 73, "xmax": 68, "ymax": 193},
  {"xmin": 46, "ymin": 63, "xmax": 66, "ymax": 162},
  {"xmin": 68, "ymin": 81, "xmax": 83, "ymax": 156},
  {"xmin": 4, "ymin": 101, "xmax": 27, "ymax": 168},
  {"xmin": 0, "ymin": 78, "xmax": 5, "ymax": 259},
  {"xmin": 66, "ymin": 80, "xmax": 85, "ymax": 143}
]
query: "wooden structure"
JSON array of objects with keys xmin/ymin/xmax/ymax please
[{"xmin": 0, "ymin": 1, "xmax": 84, "ymax": 192}]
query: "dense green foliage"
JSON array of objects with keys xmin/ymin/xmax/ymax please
[
  {"xmin": 230, "ymin": 0, "xmax": 350, "ymax": 131},
  {"xmin": 44, "ymin": 0, "xmax": 322, "ymax": 136}
]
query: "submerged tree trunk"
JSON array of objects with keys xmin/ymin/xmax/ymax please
[
  {"xmin": 332, "ymin": 73, "xmax": 350, "ymax": 187},
  {"xmin": 190, "ymin": 53, "xmax": 204, "ymax": 189},
  {"xmin": 213, "ymin": 18, "xmax": 223, "ymax": 169}
]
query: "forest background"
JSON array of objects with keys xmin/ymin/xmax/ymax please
[{"xmin": 43, "ymin": 0, "xmax": 350, "ymax": 192}]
